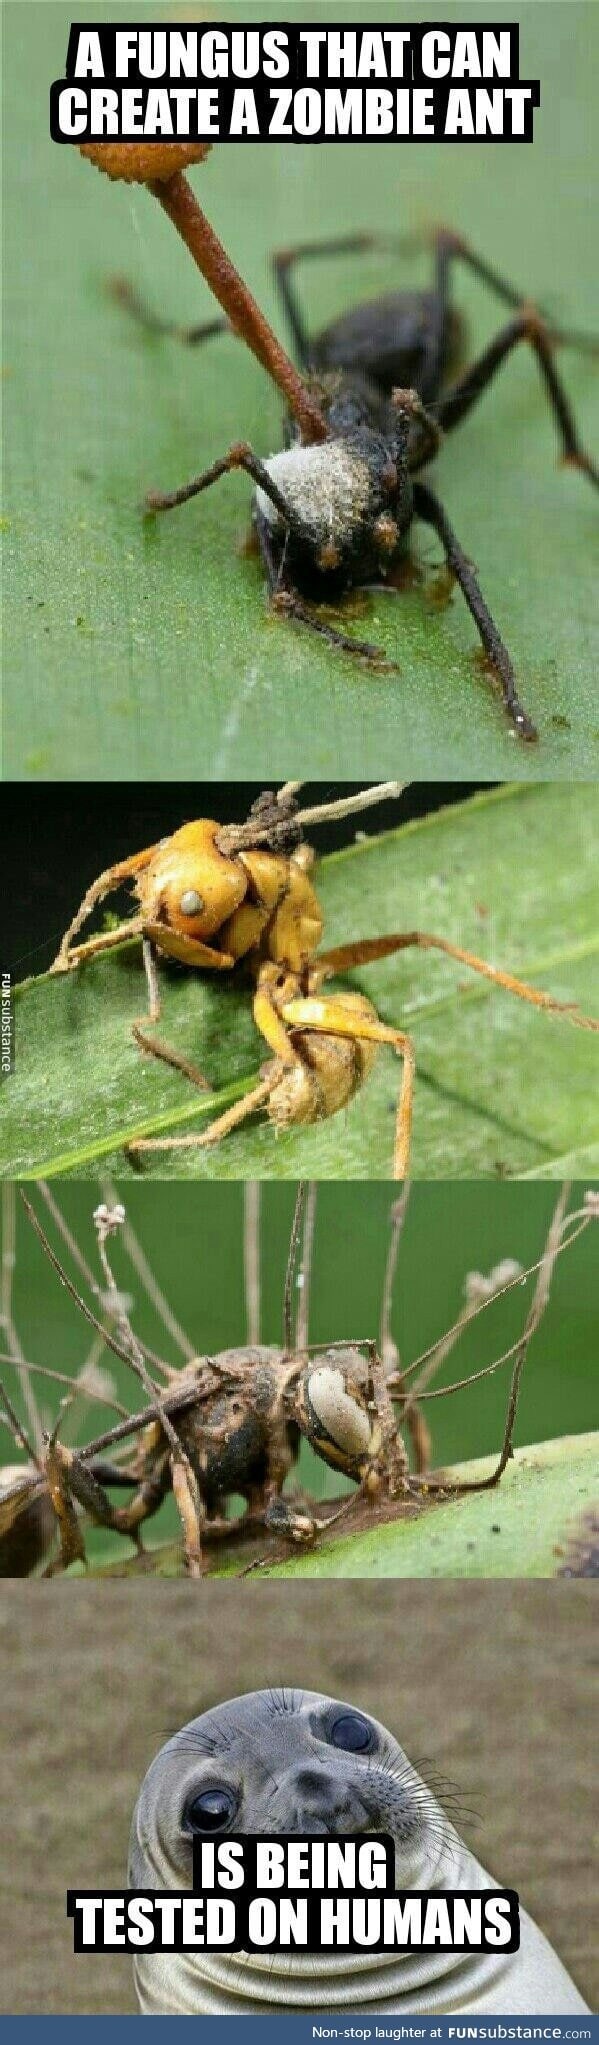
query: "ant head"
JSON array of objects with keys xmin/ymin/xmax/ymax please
[
  {"xmin": 293, "ymin": 1348, "xmax": 382, "ymax": 1482},
  {"xmin": 137, "ymin": 820, "xmax": 248, "ymax": 941}
]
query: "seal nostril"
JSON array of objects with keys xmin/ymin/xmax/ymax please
[{"xmin": 294, "ymin": 1767, "xmax": 335, "ymax": 1799}]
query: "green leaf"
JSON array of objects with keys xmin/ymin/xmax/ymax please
[
  {"xmin": 81, "ymin": 1434, "xmax": 599, "ymax": 1579},
  {"xmin": 6, "ymin": 785, "xmax": 599, "ymax": 1178},
  {"xmin": 3, "ymin": 3, "xmax": 599, "ymax": 781},
  {"xmin": 251, "ymin": 1434, "xmax": 599, "ymax": 1581}
]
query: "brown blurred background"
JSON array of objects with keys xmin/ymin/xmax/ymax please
[{"xmin": 0, "ymin": 1580, "xmax": 595, "ymax": 2014}]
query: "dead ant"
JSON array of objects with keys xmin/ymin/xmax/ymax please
[
  {"xmin": 47, "ymin": 782, "xmax": 599, "ymax": 1177},
  {"xmin": 1, "ymin": 1181, "xmax": 593, "ymax": 1578},
  {"xmin": 116, "ymin": 223, "xmax": 598, "ymax": 740}
]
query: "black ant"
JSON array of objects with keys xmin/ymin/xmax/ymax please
[{"xmin": 116, "ymin": 225, "xmax": 598, "ymax": 742}]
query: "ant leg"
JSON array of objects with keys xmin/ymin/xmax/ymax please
[
  {"xmin": 42, "ymin": 1437, "xmax": 88, "ymax": 1573},
  {"xmin": 261, "ymin": 1409, "xmax": 319, "ymax": 1545},
  {"xmin": 50, "ymin": 919, "xmax": 145, "ymax": 972},
  {"xmin": 131, "ymin": 933, "xmax": 210, "ymax": 1086},
  {"xmin": 75, "ymin": 1447, "xmax": 205, "ymax": 1575},
  {"xmin": 129, "ymin": 974, "xmax": 408, "ymax": 1170},
  {"xmin": 272, "ymin": 235, "xmax": 406, "ymax": 366},
  {"xmin": 145, "ymin": 443, "xmax": 305, "ymax": 525},
  {"xmin": 413, "ymin": 480, "xmax": 537, "ymax": 740},
  {"xmin": 263, "ymin": 1494, "xmax": 318, "ymax": 1543},
  {"xmin": 415, "ymin": 234, "xmax": 457, "ymax": 401},
  {"xmin": 254, "ymin": 503, "xmax": 285, "ymax": 595},
  {"xmin": 41, "ymin": 1437, "xmax": 167, "ymax": 1573},
  {"xmin": 128, "ymin": 959, "xmax": 371, "ymax": 1160},
  {"xmin": 363, "ymin": 1342, "xmax": 410, "ymax": 1496},
  {"xmin": 425, "ymin": 228, "xmax": 598, "ymax": 353},
  {"xmin": 255, "ymin": 506, "xmax": 385, "ymax": 677},
  {"xmin": 125, "ymin": 1076, "xmax": 276, "ymax": 1160},
  {"xmin": 170, "ymin": 1458, "xmax": 204, "ymax": 1577},
  {"xmin": 279, "ymin": 993, "xmax": 416, "ymax": 1179},
  {"xmin": 108, "ymin": 276, "xmax": 228, "ymax": 346},
  {"xmin": 142, "ymin": 936, "xmax": 161, "ymax": 1024},
  {"xmin": 149, "ymin": 441, "xmax": 395, "ymax": 668},
  {"xmin": 132, "ymin": 929, "xmax": 236, "ymax": 1088},
  {"xmin": 127, "ymin": 973, "xmax": 320, "ymax": 1158},
  {"xmin": 49, "ymin": 847, "xmax": 159, "ymax": 972},
  {"xmin": 271, "ymin": 587, "xmax": 398, "ymax": 670},
  {"xmin": 132, "ymin": 1025, "xmax": 213, "ymax": 1093},
  {"xmin": 314, "ymin": 932, "xmax": 599, "ymax": 1032},
  {"xmin": 71, "ymin": 1364, "xmax": 203, "ymax": 1576},
  {"xmin": 433, "ymin": 313, "xmax": 598, "ymax": 488}
]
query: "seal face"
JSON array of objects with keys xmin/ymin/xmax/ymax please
[
  {"xmin": 129, "ymin": 1688, "xmax": 589, "ymax": 2019},
  {"xmin": 130, "ymin": 1689, "xmax": 439, "ymax": 1895}
]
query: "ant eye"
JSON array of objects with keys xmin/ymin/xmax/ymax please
[
  {"xmin": 328, "ymin": 1713, "xmax": 373, "ymax": 1754},
  {"xmin": 180, "ymin": 889, "xmax": 204, "ymax": 916},
  {"xmin": 184, "ymin": 1785, "xmax": 237, "ymax": 1833}
]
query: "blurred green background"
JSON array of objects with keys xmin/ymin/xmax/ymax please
[
  {"xmin": 3, "ymin": 0, "xmax": 598, "ymax": 781},
  {"xmin": 2, "ymin": 1180, "xmax": 596, "ymax": 1559}
]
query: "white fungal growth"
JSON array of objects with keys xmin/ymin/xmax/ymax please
[
  {"xmin": 465, "ymin": 1258, "xmax": 522, "ymax": 1305},
  {"xmin": 256, "ymin": 441, "xmax": 371, "ymax": 545},
  {"xmin": 93, "ymin": 1202, "xmax": 126, "ymax": 1241},
  {"xmin": 307, "ymin": 1365, "xmax": 372, "ymax": 1458}
]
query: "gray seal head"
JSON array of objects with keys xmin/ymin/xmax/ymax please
[{"xmin": 130, "ymin": 1687, "xmax": 588, "ymax": 2017}]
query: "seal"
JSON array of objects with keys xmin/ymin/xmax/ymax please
[{"xmin": 129, "ymin": 1688, "xmax": 588, "ymax": 2016}]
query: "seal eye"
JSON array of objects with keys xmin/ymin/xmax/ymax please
[
  {"xmin": 180, "ymin": 889, "xmax": 204, "ymax": 917},
  {"xmin": 184, "ymin": 1785, "xmax": 237, "ymax": 1833},
  {"xmin": 329, "ymin": 1712, "xmax": 373, "ymax": 1754}
]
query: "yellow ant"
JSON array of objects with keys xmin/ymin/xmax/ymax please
[{"xmin": 49, "ymin": 783, "xmax": 598, "ymax": 1176}]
